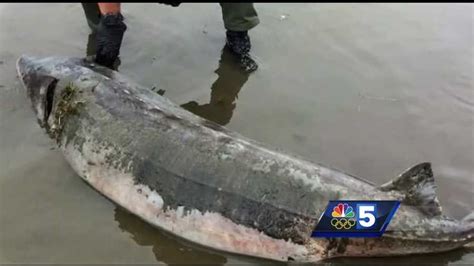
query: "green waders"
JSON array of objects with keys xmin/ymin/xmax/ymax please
[
  {"xmin": 81, "ymin": 3, "xmax": 101, "ymax": 32},
  {"xmin": 219, "ymin": 3, "xmax": 259, "ymax": 32}
]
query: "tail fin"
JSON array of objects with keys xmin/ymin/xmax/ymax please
[{"xmin": 380, "ymin": 162, "xmax": 442, "ymax": 217}]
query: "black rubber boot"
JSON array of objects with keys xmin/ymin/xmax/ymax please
[
  {"xmin": 95, "ymin": 13, "xmax": 127, "ymax": 70},
  {"xmin": 225, "ymin": 30, "xmax": 258, "ymax": 73}
]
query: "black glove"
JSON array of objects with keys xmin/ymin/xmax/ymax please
[
  {"xmin": 157, "ymin": 1, "xmax": 181, "ymax": 7},
  {"xmin": 95, "ymin": 12, "xmax": 127, "ymax": 69}
]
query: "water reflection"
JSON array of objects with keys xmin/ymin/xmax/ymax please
[
  {"xmin": 114, "ymin": 206, "xmax": 228, "ymax": 265},
  {"xmin": 181, "ymin": 45, "xmax": 250, "ymax": 126}
]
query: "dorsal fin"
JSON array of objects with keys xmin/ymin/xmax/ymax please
[
  {"xmin": 462, "ymin": 212, "xmax": 474, "ymax": 224},
  {"xmin": 380, "ymin": 162, "xmax": 442, "ymax": 216}
]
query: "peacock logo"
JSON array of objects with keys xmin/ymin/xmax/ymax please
[{"xmin": 330, "ymin": 203, "xmax": 356, "ymax": 229}]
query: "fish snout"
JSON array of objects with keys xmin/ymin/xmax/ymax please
[{"xmin": 16, "ymin": 55, "xmax": 35, "ymax": 86}]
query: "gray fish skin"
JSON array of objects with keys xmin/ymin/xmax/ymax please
[{"xmin": 16, "ymin": 55, "xmax": 473, "ymax": 262}]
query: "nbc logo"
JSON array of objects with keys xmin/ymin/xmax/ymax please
[
  {"xmin": 312, "ymin": 200, "xmax": 400, "ymax": 238},
  {"xmin": 330, "ymin": 203, "xmax": 356, "ymax": 229}
]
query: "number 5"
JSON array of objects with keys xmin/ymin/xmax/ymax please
[{"xmin": 357, "ymin": 204, "xmax": 376, "ymax": 228}]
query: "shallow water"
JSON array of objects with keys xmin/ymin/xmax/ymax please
[{"xmin": 0, "ymin": 3, "xmax": 473, "ymax": 265}]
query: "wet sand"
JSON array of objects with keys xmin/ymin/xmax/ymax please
[{"xmin": 0, "ymin": 3, "xmax": 473, "ymax": 264}]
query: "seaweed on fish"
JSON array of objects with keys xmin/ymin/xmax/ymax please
[{"xmin": 47, "ymin": 83, "xmax": 85, "ymax": 142}]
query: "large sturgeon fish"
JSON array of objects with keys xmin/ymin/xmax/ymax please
[{"xmin": 16, "ymin": 55, "xmax": 473, "ymax": 262}]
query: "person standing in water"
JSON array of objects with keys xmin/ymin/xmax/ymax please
[{"xmin": 81, "ymin": 3, "xmax": 260, "ymax": 72}]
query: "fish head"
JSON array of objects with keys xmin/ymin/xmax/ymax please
[{"xmin": 16, "ymin": 55, "xmax": 85, "ymax": 127}]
